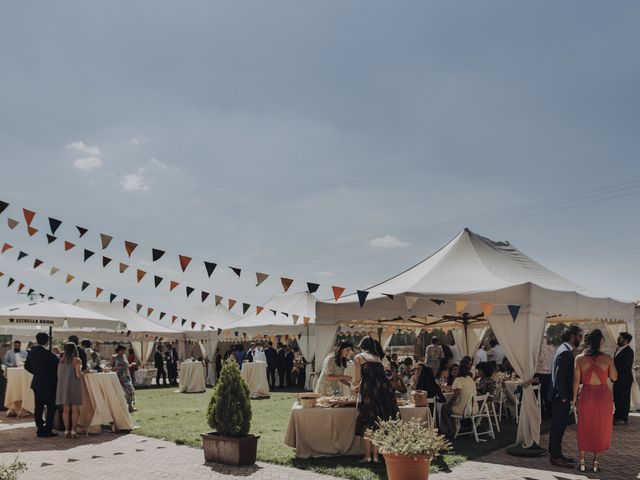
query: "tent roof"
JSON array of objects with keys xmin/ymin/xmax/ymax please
[
  {"xmin": 75, "ymin": 300, "xmax": 182, "ymax": 335},
  {"xmin": 0, "ymin": 300, "xmax": 125, "ymax": 330},
  {"xmin": 189, "ymin": 303, "xmax": 239, "ymax": 330}
]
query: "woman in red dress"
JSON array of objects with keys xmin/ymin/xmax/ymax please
[{"xmin": 572, "ymin": 329, "xmax": 617, "ymax": 473}]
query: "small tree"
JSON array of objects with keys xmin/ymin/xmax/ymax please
[{"xmin": 207, "ymin": 359, "xmax": 252, "ymax": 436}]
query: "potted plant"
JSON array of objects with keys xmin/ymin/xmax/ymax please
[
  {"xmin": 201, "ymin": 359, "xmax": 258, "ymax": 466},
  {"xmin": 366, "ymin": 417, "xmax": 451, "ymax": 480}
]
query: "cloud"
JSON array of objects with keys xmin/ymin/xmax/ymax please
[
  {"xmin": 314, "ymin": 271, "xmax": 335, "ymax": 277},
  {"xmin": 368, "ymin": 235, "xmax": 411, "ymax": 248},
  {"xmin": 130, "ymin": 137, "xmax": 146, "ymax": 145},
  {"xmin": 120, "ymin": 173, "xmax": 149, "ymax": 192},
  {"xmin": 73, "ymin": 156, "xmax": 103, "ymax": 170},
  {"xmin": 66, "ymin": 141, "xmax": 101, "ymax": 156},
  {"xmin": 147, "ymin": 157, "xmax": 170, "ymax": 171}
]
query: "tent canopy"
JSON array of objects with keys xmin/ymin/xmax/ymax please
[
  {"xmin": 190, "ymin": 303, "xmax": 239, "ymax": 331},
  {"xmin": 0, "ymin": 300, "xmax": 125, "ymax": 330}
]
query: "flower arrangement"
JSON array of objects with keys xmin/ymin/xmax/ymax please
[
  {"xmin": 365, "ymin": 417, "xmax": 451, "ymax": 459},
  {"xmin": 0, "ymin": 457, "xmax": 27, "ymax": 480}
]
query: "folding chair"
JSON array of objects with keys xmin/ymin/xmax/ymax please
[
  {"xmin": 452, "ymin": 394, "xmax": 496, "ymax": 442},
  {"xmin": 426, "ymin": 397, "xmax": 437, "ymax": 428},
  {"xmin": 488, "ymin": 391, "xmax": 501, "ymax": 433}
]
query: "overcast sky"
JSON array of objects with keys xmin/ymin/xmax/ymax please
[{"xmin": 0, "ymin": 1, "xmax": 639, "ymax": 323}]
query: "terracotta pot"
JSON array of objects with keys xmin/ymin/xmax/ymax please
[
  {"xmin": 383, "ymin": 453, "xmax": 431, "ymax": 480},
  {"xmin": 201, "ymin": 432, "xmax": 259, "ymax": 466}
]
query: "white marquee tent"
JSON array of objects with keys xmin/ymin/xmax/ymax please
[{"xmin": 316, "ymin": 228, "xmax": 635, "ymax": 449}]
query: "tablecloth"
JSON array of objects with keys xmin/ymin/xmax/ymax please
[
  {"xmin": 78, "ymin": 372, "xmax": 135, "ymax": 432},
  {"xmin": 284, "ymin": 403, "xmax": 431, "ymax": 458},
  {"xmin": 4, "ymin": 367, "xmax": 34, "ymax": 416},
  {"xmin": 178, "ymin": 361, "xmax": 206, "ymax": 393},
  {"xmin": 133, "ymin": 368, "xmax": 157, "ymax": 387},
  {"xmin": 241, "ymin": 362, "xmax": 270, "ymax": 398}
]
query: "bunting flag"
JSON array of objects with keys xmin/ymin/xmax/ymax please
[
  {"xmin": 83, "ymin": 249, "xmax": 95, "ymax": 262},
  {"xmin": 430, "ymin": 299, "xmax": 445, "ymax": 305},
  {"xmin": 169, "ymin": 280, "xmax": 179, "ymax": 291},
  {"xmin": 7, "ymin": 277, "xmax": 15, "ymax": 287},
  {"xmin": 7, "ymin": 218, "xmax": 19, "ymax": 229},
  {"xmin": 405, "ymin": 296, "xmax": 418, "ymax": 311},
  {"xmin": 17, "ymin": 282, "xmax": 25, "ymax": 292},
  {"xmin": 27, "ymin": 288, "xmax": 34, "ymax": 296},
  {"xmin": 181, "ymin": 318, "xmax": 187, "ymax": 326},
  {"xmin": 307, "ymin": 282, "xmax": 319, "ymax": 294},
  {"xmin": 357, "ymin": 290, "xmax": 369, "ymax": 308},
  {"xmin": 48, "ymin": 217, "xmax": 62, "ymax": 235},
  {"xmin": 270, "ymin": 309, "xmax": 277, "ymax": 316},
  {"xmin": 332, "ymin": 286, "xmax": 345, "ymax": 302},
  {"xmin": 1, "ymin": 243, "xmax": 12, "ymax": 253},
  {"xmin": 0, "ymin": 200, "xmax": 8, "ymax": 215},
  {"xmin": 152, "ymin": 248, "xmax": 165, "ymax": 262},
  {"xmin": 508, "ymin": 305, "xmax": 520, "ymax": 322},
  {"xmin": 186, "ymin": 286, "xmax": 194, "ymax": 297},
  {"xmin": 100, "ymin": 234, "xmax": 113, "ymax": 250},
  {"xmin": 256, "ymin": 272, "xmax": 269, "ymax": 286},
  {"xmin": 66, "ymin": 274, "xmax": 75, "ymax": 284},
  {"xmin": 201, "ymin": 291, "xmax": 210, "ymax": 302},
  {"xmin": 256, "ymin": 306, "xmax": 264, "ymax": 315},
  {"xmin": 136, "ymin": 269, "xmax": 147, "ymax": 283},
  {"xmin": 135, "ymin": 303, "xmax": 142, "ymax": 313},
  {"xmin": 110, "ymin": 293, "xmax": 117, "ymax": 303},
  {"xmin": 102, "ymin": 256, "xmax": 112, "ymax": 267},
  {"xmin": 147, "ymin": 307, "xmax": 154, "ymax": 317},
  {"xmin": 27, "ymin": 226, "xmax": 38, "ymax": 237},
  {"xmin": 204, "ymin": 261, "xmax": 217, "ymax": 278},
  {"xmin": 17, "ymin": 251, "xmax": 28, "ymax": 261},
  {"xmin": 292, "ymin": 314, "xmax": 299, "ymax": 325},
  {"xmin": 242, "ymin": 303, "xmax": 251, "ymax": 314},
  {"xmin": 482, "ymin": 303, "xmax": 494, "ymax": 318},
  {"xmin": 33, "ymin": 259, "xmax": 43, "ymax": 268},
  {"xmin": 46, "ymin": 234, "xmax": 57, "ymax": 244},
  {"xmin": 123, "ymin": 299, "xmax": 130, "ymax": 308},
  {"xmin": 178, "ymin": 255, "xmax": 192, "ymax": 272},
  {"xmin": 22, "ymin": 208, "xmax": 36, "ymax": 225},
  {"xmin": 228, "ymin": 299, "xmax": 237, "ymax": 310},
  {"xmin": 95, "ymin": 287, "xmax": 103, "ymax": 298},
  {"xmin": 154, "ymin": 275, "xmax": 163, "ymax": 288},
  {"xmin": 215, "ymin": 295, "xmax": 223, "ymax": 305},
  {"xmin": 384, "ymin": 294, "xmax": 395, "ymax": 301},
  {"xmin": 64, "ymin": 241, "xmax": 75, "ymax": 251},
  {"xmin": 172, "ymin": 315, "xmax": 177, "ymax": 324},
  {"xmin": 119, "ymin": 262, "xmax": 129, "ymax": 273},
  {"xmin": 76, "ymin": 226, "xmax": 88, "ymax": 237},
  {"xmin": 191, "ymin": 321, "xmax": 196, "ymax": 329},
  {"xmin": 303, "ymin": 316, "xmax": 310, "ymax": 326},
  {"xmin": 50, "ymin": 266, "xmax": 59, "ymax": 276},
  {"xmin": 124, "ymin": 241, "xmax": 138, "ymax": 257},
  {"xmin": 281, "ymin": 277, "xmax": 294, "ymax": 292},
  {"xmin": 201, "ymin": 324, "xmax": 206, "ymax": 331},
  {"xmin": 230, "ymin": 267, "xmax": 241, "ymax": 278},
  {"xmin": 455, "ymin": 301, "xmax": 468, "ymax": 314},
  {"xmin": 159, "ymin": 312, "xmax": 166, "ymax": 321},
  {"xmin": 81, "ymin": 281, "xmax": 90, "ymax": 291}
]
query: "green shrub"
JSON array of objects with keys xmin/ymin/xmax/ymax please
[{"xmin": 207, "ymin": 359, "xmax": 251, "ymax": 436}]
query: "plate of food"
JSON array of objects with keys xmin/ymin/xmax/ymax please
[{"xmin": 316, "ymin": 395, "xmax": 358, "ymax": 407}]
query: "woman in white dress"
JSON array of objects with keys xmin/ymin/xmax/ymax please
[{"xmin": 314, "ymin": 340, "xmax": 354, "ymax": 396}]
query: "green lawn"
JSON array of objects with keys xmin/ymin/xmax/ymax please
[{"xmin": 131, "ymin": 387, "xmax": 532, "ymax": 480}]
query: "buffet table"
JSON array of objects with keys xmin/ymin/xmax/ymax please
[
  {"xmin": 4, "ymin": 367, "xmax": 34, "ymax": 416},
  {"xmin": 78, "ymin": 372, "xmax": 135, "ymax": 432},
  {"xmin": 241, "ymin": 362, "xmax": 270, "ymax": 398},
  {"xmin": 178, "ymin": 361, "xmax": 206, "ymax": 393},
  {"xmin": 284, "ymin": 403, "xmax": 431, "ymax": 458},
  {"xmin": 133, "ymin": 368, "xmax": 157, "ymax": 387}
]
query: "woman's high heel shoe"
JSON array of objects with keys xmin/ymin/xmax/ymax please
[
  {"xmin": 578, "ymin": 460, "xmax": 586, "ymax": 472},
  {"xmin": 593, "ymin": 461, "xmax": 600, "ymax": 473}
]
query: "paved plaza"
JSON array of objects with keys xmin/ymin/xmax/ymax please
[{"xmin": 1, "ymin": 415, "xmax": 638, "ymax": 480}]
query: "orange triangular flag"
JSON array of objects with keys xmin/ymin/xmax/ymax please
[
  {"xmin": 119, "ymin": 262, "xmax": 129, "ymax": 273},
  {"xmin": 228, "ymin": 299, "xmax": 237, "ymax": 310},
  {"xmin": 171, "ymin": 315, "xmax": 177, "ymax": 324},
  {"xmin": 147, "ymin": 307, "xmax": 154, "ymax": 317},
  {"xmin": 136, "ymin": 269, "xmax": 147, "ymax": 283},
  {"xmin": 22, "ymin": 208, "xmax": 36, "ymax": 225},
  {"xmin": 65, "ymin": 274, "xmax": 75, "ymax": 284},
  {"xmin": 281, "ymin": 277, "xmax": 294, "ymax": 292},
  {"xmin": 1, "ymin": 243, "xmax": 12, "ymax": 254},
  {"xmin": 215, "ymin": 295, "xmax": 223, "ymax": 305},
  {"xmin": 64, "ymin": 241, "xmax": 76, "ymax": 251},
  {"xmin": 256, "ymin": 272, "xmax": 269, "ymax": 286},
  {"xmin": 178, "ymin": 255, "xmax": 192, "ymax": 272},
  {"xmin": 124, "ymin": 240, "xmax": 138, "ymax": 257},
  {"xmin": 27, "ymin": 226, "xmax": 38, "ymax": 237},
  {"xmin": 17, "ymin": 282, "xmax": 25, "ymax": 292},
  {"xmin": 256, "ymin": 306, "xmax": 264, "ymax": 315},
  {"xmin": 169, "ymin": 280, "xmax": 179, "ymax": 291},
  {"xmin": 303, "ymin": 316, "xmax": 310, "ymax": 326},
  {"xmin": 332, "ymin": 286, "xmax": 345, "ymax": 302},
  {"xmin": 7, "ymin": 218, "xmax": 18, "ymax": 229},
  {"xmin": 482, "ymin": 303, "xmax": 493, "ymax": 318},
  {"xmin": 96, "ymin": 287, "xmax": 104, "ymax": 297},
  {"xmin": 455, "ymin": 301, "xmax": 468, "ymax": 314}
]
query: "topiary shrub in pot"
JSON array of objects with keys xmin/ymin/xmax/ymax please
[
  {"xmin": 201, "ymin": 359, "xmax": 258, "ymax": 466},
  {"xmin": 366, "ymin": 417, "xmax": 451, "ymax": 480}
]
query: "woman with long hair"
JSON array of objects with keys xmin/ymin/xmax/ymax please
[
  {"xmin": 314, "ymin": 340, "xmax": 354, "ymax": 396},
  {"xmin": 55, "ymin": 342, "xmax": 83, "ymax": 438},
  {"xmin": 573, "ymin": 329, "xmax": 617, "ymax": 472},
  {"xmin": 352, "ymin": 336, "xmax": 399, "ymax": 463},
  {"xmin": 415, "ymin": 362, "xmax": 446, "ymax": 403}
]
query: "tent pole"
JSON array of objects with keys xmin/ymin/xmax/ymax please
[
  {"xmin": 49, "ymin": 326, "xmax": 53, "ymax": 350},
  {"xmin": 463, "ymin": 319, "xmax": 469, "ymax": 357}
]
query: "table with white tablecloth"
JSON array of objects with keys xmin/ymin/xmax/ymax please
[
  {"xmin": 284, "ymin": 403, "xmax": 431, "ymax": 458},
  {"xmin": 78, "ymin": 372, "xmax": 135, "ymax": 432},
  {"xmin": 4, "ymin": 367, "xmax": 34, "ymax": 416},
  {"xmin": 178, "ymin": 361, "xmax": 206, "ymax": 393},
  {"xmin": 241, "ymin": 362, "xmax": 270, "ymax": 398},
  {"xmin": 133, "ymin": 368, "xmax": 157, "ymax": 387}
]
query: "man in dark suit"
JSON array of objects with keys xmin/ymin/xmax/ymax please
[
  {"xmin": 154, "ymin": 345, "xmax": 167, "ymax": 386},
  {"xmin": 165, "ymin": 343, "xmax": 179, "ymax": 385},
  {"xmin": 548, "ymin": 325, "xmax": 582, "ymax": 468},
  {"xmin": 285, "ymin": 345, "xmax": 295, "ymax": 388},
  {"xmin": 68, "ymin": 335, "xmax": 87, "ymax": 372},
  {"xmin": 24, "ymin": 332, "xmax": 59, "ymax": 437},
  {"xmin": 264, "ymin": 341, "xmax": 277, "ymax": 388},
  {"xmin": 613, "ymin": 332, "xmax": 634, "ymax": 425},
  {"xmin": 276, "ymin": 342, "xmax": 287, "ymax": 388}
]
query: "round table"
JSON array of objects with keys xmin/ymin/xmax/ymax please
[
  {"xmin": 241, "ymin": 362, "xmax": 270, "ymax": 398},
  {"xmin": 4, "ymin": 367, "xmax": 34, "ymax": 416},
  {"xmin": 178, "ymin": 361, "xmax": 206, "ymax": 393}
]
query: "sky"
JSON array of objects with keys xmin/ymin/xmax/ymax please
[{"xmin": 0, "ymin": 1, "xmax": 639, "ymax": 325}]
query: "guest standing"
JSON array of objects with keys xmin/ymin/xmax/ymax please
[
  {"xmin": 292, "ymin": 347, "xmax": 307, "ymax": 388},
  {"xmin": 165, "ymin": 344, "xmax": 179, "ymax": 385},
  {"xmin": 314, "ymin": 340, "xmax": 353, "ymax": 396},
  {"xmin": 353, "ymin": 336, "xmax": 399, "ymax": 463},
  {"xmin": 81, "ymin": 339, "xmax": 101, "ymax": 371},
  {"xmin": 486, "ymin": 339, "xmax": 505, "ymax": 366},
  {"xmin": 215, "ymin": 349, "xmax": 223, "ymax": 378},
  {"xmin": 573, "ymin": 329, "xmax": 617, "ymax": 473},
  {"xmin": 535, "ymin": 335, "xmax": 555, "ymax": 420},
  {"xmin": 154, "ymin": 345, "xmax": 167, "ymax": 386},
  {"xmin": 68, "ymin": 335, "xmax": 88, "ymax": 372},
  {"xmin": 110, "ymin": 345, "xmax": 136, "ymax": 413},
  {"xmin": 548, "ymin": 325, "xmax": 582, "ymax": 469},
  {"xmin": 425, "ymin": 337, "xmax": 444, "ymax": 374},
  {"xmin": 473, "ymin": 344, "xmax": 488, "ymax": 366},
  {"xmin": 264, "ymin": 341, "xmax": 277, "ymax": 388},
  {"xmin": 24, "ymin": 333, "xmax": 59, "ymax": 437},
  {"xmin": 253, "ymin": 343, "xmax": 267, "ymax": 363},
  {"xmin": 56, "ymin": 342, "xmax": 83, "ymax": 438},
  {"xmin": 234, "ymin": 344, "xmax": 246, "ymax": 368},
  {"xmin": 613, "ymin": 332, "xmax": 634, "ymax": 425},
  {"xmin": 276, "ymin": 343, "xmax": 287, "ymax": 388},
  {"xmin": 285, "ymin": 346, "xmax": 295, "ymax": 388},
  {"xmin": 4, "ymin": 340, "xmax": 28, "ymax": 367}
]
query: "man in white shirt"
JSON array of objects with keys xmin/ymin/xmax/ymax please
[
  {"xmin": 486, "ymin": 339, "xmax": 505, "ymax": 366},
  {"xmin": 3, "ymin": 340, "xmax": 28, "ymax": 367},
  {"xmin": 473, "ymin": 344, "xmax": 487, "ymax": 366},
  {"xmin": 253, "ymin": 344, "xmax": 267, "ymax": 363}
]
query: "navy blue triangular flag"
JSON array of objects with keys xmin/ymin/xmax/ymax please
[
  {"xmin": 204, "ymin": 261, "xmax": 217, "ymax": 278},
  {"xmin": 27, "ymin": 288, "xmax": 34, "ymax": 296},
  {"xmin": 7, "ymin": 277, "xmax": 15, "ymax": 287},
  {"xmin": 123, "ymin": 299, "xmax": 130, "ymax": 308},
  {"xmin": 307, "ymin": 282, "xmax": 320, "ymax": 294},
  {"xmin": 46, "ymin": 234, "xmax": 57, "ymax": 244},
  {"xmin": 242, "ymin": 303, "xmax": 251, "ymax": 314},
  {"xmin": 270, "ymin": 309, "xmax": 277, "ymax": 316},
  {"xmin": 76, "ymin": 226, "xmax": 88, "ymax": 237},
  {"xmin": 81, "ymin": 281, "xmax": 90, "ymax": 291},
  {"xmin": 159, "ymin": 312, "xmax": 166, "ymax": 321},
  {"xmin": 201, "ymin": 291, "xmax": 210, "ymax": 302},
  {"xmin": 181, "ymin": 318, "xmax": 187, "ymax": 326},
  {"xmin": 430, "ymin": 299, "xmax": 445, "ymax": 305},
  {"xmin": 230, "ymin": 266, "xmax": 241, "ymax": 278},
  {"xmin": 17, "ymin": 251, "xmax": 28, "ymax": 261},
  {"xmin": 0, "ymin": 200, "xmax": 8, "ymax": 215},
  {"xmin": 186, "ymin": 286, "xmax": 195, "ymax": 298},
  {"xmin": 152, "ymin": 248, "xmax": 165, "ymax": 262},
  {"xmin": 384, "ymin": 294, "xmax": 395, "ymax": 301},
  {"xmin": 282, "ymin": 312, "xmax": 289, "ymax": 317},
  {"xmin": 508, "ymin": 305, "xmax": 520, "ymax": 322},
  {"xmin": 48, "ymin": 217, "xmax": 62, "ymax": 235},
  {"xmin": 110, "ymin": 293, "xmax": 117, "ymax": 303},
  {"xmin": 357, "ymin": 290, "xmax": 369, "ymax": 308},
  {"xmin": 83, "ymin": 249, "xmax": 95, "ymax": 262},
  {"xmin": 102, "ymin": 256, "xmax": 112, "ymax": 267},
  {"xmin": 154, "ymin": 275, "xmax": 163, "ymax": 288},
  {"xmin": 217, "ymin": 328, "xmax": 222, "ymax": 335},
  {"xmin": 136, "ymin": 303, "xmax": 142, "ymax": 313}
]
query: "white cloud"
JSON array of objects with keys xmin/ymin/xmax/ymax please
[
  {"xmin": 314, "ymin": 271, "xmax": 335, "ymax": 277},
  {"xmin": 148, "ymin": 157, "xmax": 170, "ymax": 170},
  {"xmin": 368, "ymin": 235, "xmax": 411, "ymax": 248},
  {"xmin": 73, "ymin": 156, "xmax": 103, "ymax": 170},
  {"xmin": 66, "ymin": 141, "xmax": 101, "ymax": 156},
  {"xmin": 120, "ymin": 173, "xmax": 149, "ymax": 192}
]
